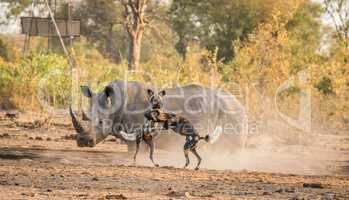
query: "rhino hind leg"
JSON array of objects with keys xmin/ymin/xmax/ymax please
[{"xmin": 127, "ymin": 141, "xmax": 137, "ymax": 152}]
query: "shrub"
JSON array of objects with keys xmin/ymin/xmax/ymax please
[{"xmin": 0, "ymin": 53, "xmax": 69, "ymax": 110}]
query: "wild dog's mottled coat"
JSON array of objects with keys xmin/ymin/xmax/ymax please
[{"xmin": 139, "ymin": 89, "xmax": 210, "ymax": 170}]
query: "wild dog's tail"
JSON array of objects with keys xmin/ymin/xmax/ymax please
[
  {"xmin": 199, "ymin": 135, "xmax": 210, "ymax": 142},
  {"xmin": 208, "ymin": 126, "xmax": 223, "ymax": 143},
  {"xmin": 199, "ymin": 126, "xmax": 222, "ymax": 143}
]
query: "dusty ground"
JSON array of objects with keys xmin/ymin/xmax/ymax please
[{"xmin": 0, "ymin": 111, "xmax": 348, "ymax": 199}]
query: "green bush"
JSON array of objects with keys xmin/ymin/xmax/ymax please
[
  {"xmin": 315, "ymin": 76, "xmax": 334, "ymax": 96},
  {"xmin": 0, "ymin": 53, "xmax": 70, "ymax": 109},
  {"xmin": 0, "ymin": 37, "xmax": 17, "ymax": 62}
]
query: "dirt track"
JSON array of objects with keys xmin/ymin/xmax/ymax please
[{"xmin": 0, "ymin": 112, "xmax": 349, "ymax": 199}]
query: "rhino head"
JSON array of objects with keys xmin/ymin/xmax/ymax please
[{"xmin": 70, "ymin": 85, "xmax": 118, "ymax": 147}]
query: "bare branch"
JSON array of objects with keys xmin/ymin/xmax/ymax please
[{"xmin": 324, "ymin": 0, "xmax": 349, "ymax": 47}]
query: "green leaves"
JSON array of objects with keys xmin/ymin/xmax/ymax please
[
  {"xmin": 315, "ymin": 76, "xmax": 335, "ymax": 96},
  {"xmin": 2, "ymin": 0, "xmax": 33, "ymax": 19},
  {"xmin": 170, "ymin": 0, "xmax": 273, "ymax": 62},
  {"xmin": 0, "ymin": 52, "xmax": 70, "ymax": 109}
]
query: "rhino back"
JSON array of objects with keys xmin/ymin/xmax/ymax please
[{"xmin": 164, "ymin": 84, "xmax": 246, "ymax": 136}]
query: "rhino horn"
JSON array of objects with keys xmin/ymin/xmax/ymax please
[{"xmin": 69, "ymin": 106, "xmax": 86, "ymax": 134}]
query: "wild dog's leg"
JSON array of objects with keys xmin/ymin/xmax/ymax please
[
  {"xmin": 183, "ymin": 137, "xmax": 191, "ymax": 169},
  {"xmin": 183, "ymin": 149, "xmax": 190, "ymax": 169},
  {"xmin": 191, "ymin": 148, "xmax": 202, "ymax": 170},
  {"xmin": 133, "ymin": 137, "xmax": 141, "ymax": 165},
  {"xmin": 145, "ymin": 137, "xmax": 159, "ymax": 167}
]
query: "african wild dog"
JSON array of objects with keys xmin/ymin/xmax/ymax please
[
  {"xmin": 134, "ymin": 89, "xmax": 214, "ymax": 170},
  {"xmin": 132, "ymin": 89, "xmax": 167, "ymax": 167}
]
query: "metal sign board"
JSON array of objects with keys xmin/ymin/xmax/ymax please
[{"xmin": 20, "ymin": 17, "xmax": 80, "ymax": 37}]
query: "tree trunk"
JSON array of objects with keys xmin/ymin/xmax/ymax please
[
  {"xmin": 128, "ymin": 32, "xmax": 143, "ymax": 71},
  {"xmin": 106, "ymin": 23, "xmax": 113, "ymax": 60},
  {"xmin": 121, "ymin": 0, "xmax": 147, "ymax": 71}
]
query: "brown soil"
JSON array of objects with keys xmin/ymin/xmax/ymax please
[{"xmin": 0, "ymin": 111, "xmax": 348, "ymax": 199}]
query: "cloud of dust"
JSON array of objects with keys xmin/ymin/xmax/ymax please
[{"xmin": 141, "ymin": 122, "xmax": 345, "ymax": 176}]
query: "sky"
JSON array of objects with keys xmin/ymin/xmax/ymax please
[{"xmin": 0, "ymin": 3, "xmax": 20, "ymax": 33}]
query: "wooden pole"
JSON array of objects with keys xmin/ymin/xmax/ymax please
[
  {"xmin": 67, "ymin": 0, "xmax": 79, "ymax": 111},
  {"xmin": 48, "ymin": 0, "xmax": 52, "ymax": 53},
  {"xmin": 23, "ymin": 0, "xmax": 36, "ymax": 56},
  {"xmin": 67, "ymin": 1, "xmax": 73, "ymax": 47},
  {"xmin": 44, "ymin": 0, "xmax": 79, "ymax": 111}
]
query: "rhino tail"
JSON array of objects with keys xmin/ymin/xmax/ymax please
[{"xmin": 118, "ymin": 131, "xmax": 138, "ymax": 141}]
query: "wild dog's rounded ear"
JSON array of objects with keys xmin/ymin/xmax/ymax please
[
  {"xmin": 147, "ymin": 89, "xmax": 154, "ymax": 97},
  {"xmin": 104, "ymin": 85, "xmax": 114, "ymax": 98},
  {"xmin": 158, "ymin": 90, "xmax": 166, "ymax": 96},
  {"xmin": 81, "ymin": 85, "xmax": 92, "ymax": 98}
]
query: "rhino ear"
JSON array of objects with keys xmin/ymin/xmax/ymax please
[
  {"xmin": 104, "ymin": 85, "xmax": 114, "ymax": 98},
  {"xmin": 81, "ymin": 85, "xmax": 92, "ymax": 98},
  {"xmin": 158, "ymin": 90, "xmax": 166, "ymax": 97},
  {"xmin": 147, "ymin": 89, "xmax": 154, "ymax": 97}
]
